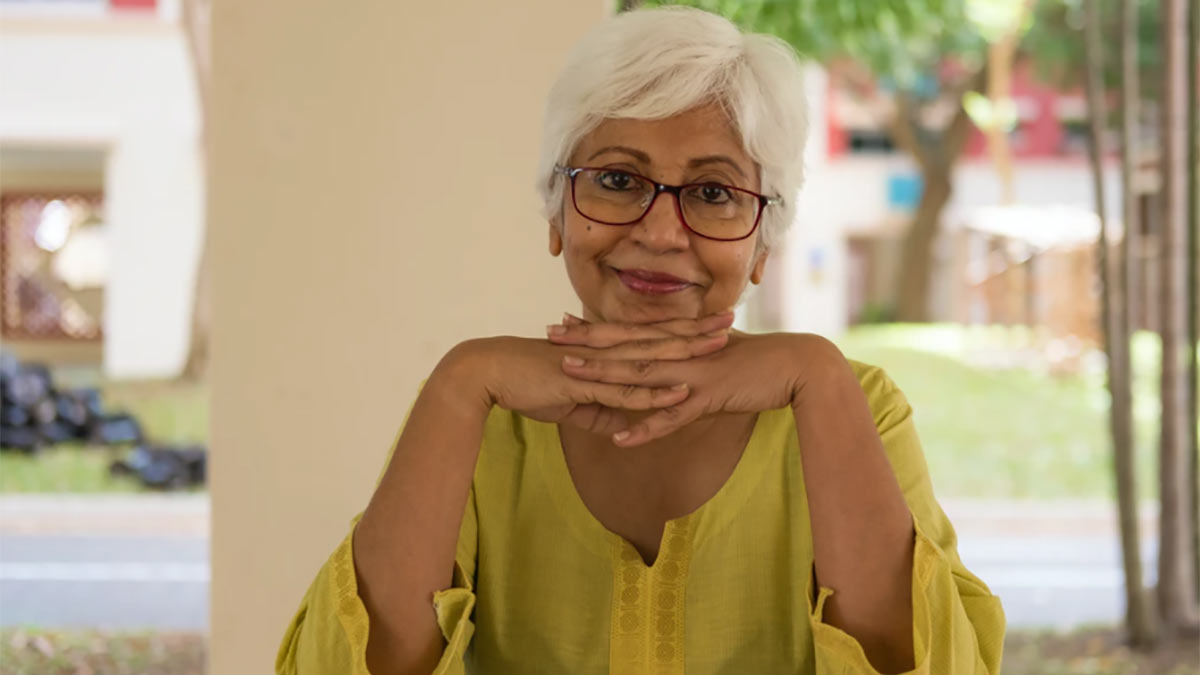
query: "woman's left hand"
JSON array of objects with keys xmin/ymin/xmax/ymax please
[{"xmin": 549, "ymin": 315, "xmax": 847, "ymax": 447}]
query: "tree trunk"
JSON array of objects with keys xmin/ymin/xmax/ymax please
[
  {"xmin": 1089, "ymin": 0, "xmax": 1158, "ymax": 646},
  {"xmin": 1157, "ymin": 0, "xmax": 1200, "ymax": 632},
  {"xmin": 893, "ymin": 94, "xmax": 975, "ymax": 323},
  {"xmin": 896, "ymin": 171, "xmax": 952, "ymax": 322},
  {"xmin": 1185, "ymin": 0, "xmax": 1199, "ymax": 608},
  {"xmin": 1116, "ymin": 0, "xmax": 1159, "ymax": 646}
]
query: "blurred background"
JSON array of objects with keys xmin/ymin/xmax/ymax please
[{"xmin": 0, "ymin": 0, "xmax": 1196, "ymax": 673}]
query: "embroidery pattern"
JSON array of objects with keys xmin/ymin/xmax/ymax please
[{"xmin": 609, "ymin": 516, "xmax": 692, "ymax": 674}]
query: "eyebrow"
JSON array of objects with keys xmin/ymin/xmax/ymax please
[
  {"xmin": 688, "ymin": 155, "xmax": 748, "ymax": 180},
  {"xmin": 587, "ymin": 145, "xmax": 651, "ymax": 163},
  {"xmin": 586, "ymin": 146, "xmax": 749, "ymax": 181}
]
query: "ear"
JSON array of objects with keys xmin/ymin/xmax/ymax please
[
  {"xmin": 548, "ymin": 219, "xmax": 563, "ymax": 257},
  {"xmin": 749, "ymin": 248, "xmax": 769, "ymax": 285}
]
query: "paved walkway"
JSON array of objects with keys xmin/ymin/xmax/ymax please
[
  {"xmin": 0, "ymin": 494, "xmax": 209, "ymax": 537},
  {"xmin": 0, "ymin": 494, "xmax": 1162, "ymax": 630}
]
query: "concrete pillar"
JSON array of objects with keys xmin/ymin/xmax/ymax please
[{"xmin": 208, "ymin": 2, "xmax": 606, "ymax": 671}]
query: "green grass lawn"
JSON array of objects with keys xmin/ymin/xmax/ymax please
[
  {"xmin": 836, "ymin": 324, "xmax": 1170, "ymax": 500},
  {"xmin": 0, "ymin": 378, "xmax": 208, "ymax": 493}
]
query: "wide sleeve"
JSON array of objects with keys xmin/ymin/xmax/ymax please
[
  {"xmin": 805, "ymin": 364, "xmax": 1006, "ymax": 675},
  {"xmin": 276, "ymin": 426, "xmax": 480, "ymax": 675}
]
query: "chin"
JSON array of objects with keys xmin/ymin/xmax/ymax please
[{"xmin": 601, "ymin": 300, "xmax": 702, "ymax": 324}]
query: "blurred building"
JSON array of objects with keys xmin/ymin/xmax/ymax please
[
  {"xmin": 0, "ymin": 0, "xmax": 202, "ymax": 378},
  {"xmin": 756, "ymin": 58, "xmax": 1127, "ymax": 348}
]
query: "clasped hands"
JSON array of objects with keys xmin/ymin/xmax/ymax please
[{"xmin": 498, "ymin": 311, "xmax": 844, "ymax": 447}]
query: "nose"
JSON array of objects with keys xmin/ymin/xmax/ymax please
[{"xmin": 629, "ymin": 189, "xmax": 690, "ymax": 252}]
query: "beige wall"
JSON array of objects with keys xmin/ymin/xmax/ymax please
[{"xmin": 209, "ymin": 2, "xmax": 606, "ymax": 672}]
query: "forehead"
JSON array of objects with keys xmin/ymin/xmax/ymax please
[{"xmin": 572, "ymin": 104, "xmax": 751, "ymax": 171}]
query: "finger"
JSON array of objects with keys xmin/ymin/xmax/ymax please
[
  {"xmin": 571, "ymin": 380, "xmax": 690, "ymax": 411},
  {"xmin": 589, "ymin": 332, "xmax": 728, "ymax": 361},
  {"xmin": 562, "ymin": 312, "xmax": 585, "ymax": 326},
  {"xmin": 612, "ymin": 400, "xmax": 705, "ymax": 447},
  {"xmin": 547, "ymin": 311, "xmax": 733, "ymax": 346},
  {"xmin": 561, "ymin": 354, "xmax": 683, "ymax": 388},
  {"xmin": 646, "ymin": 311, "xmax": 734, "ymax": 337},
  {"xmin": 559, "ymin": 403, "xmax": 628, "ymax": 436},
  {"xmin": 547, "ymin": 320, "xmax": 679, "ymax": 347}
]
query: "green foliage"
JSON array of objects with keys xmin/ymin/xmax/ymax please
[
  {"xmin": 636, "ymin": 0, "xmax": 983, "ymax": 89},
  {"xmin": 631, "ymin": 0, "xmax": 1163, "ymax": 103},
  {"xmin": 1023, "ymin": 0, "xmax": 1164, "ymax": 94}
]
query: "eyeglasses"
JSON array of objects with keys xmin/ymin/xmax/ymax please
[{"xmin": 554, "ymin": 165, "xmax": 782, "ymax": 242}]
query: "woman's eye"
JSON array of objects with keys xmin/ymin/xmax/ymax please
[
  {"xmin": 696, "ymin": 185, "xmax": 732, "ymax": 203},
  {"xmin": 597, "ymin": 171, "xmax": 635, "ymax": 190}
]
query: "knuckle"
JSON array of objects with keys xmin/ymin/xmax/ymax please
[
  {"xmin": 619, "ymin": 383, "xmax": 639, "ymax": 400},
  {"xmin": 658, "ymin": 404, "xmax": 682, "ymax": 419},
  {"xmin": 632, "ymin": 359, "xmax": 654, "ymax": 376},
  {"xmin": 632, "ymin": 338, "xmax": 656, "ymax": 351}
]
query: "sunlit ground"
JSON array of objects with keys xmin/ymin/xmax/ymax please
[{"xmin": 1, "ymin": 626, "xmax": 1197, "ymax": 675}]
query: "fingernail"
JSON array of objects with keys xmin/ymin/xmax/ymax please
[
  {"xmin": 671, "ymin": 382, "xmax": 689, "ymax": 390},
  {"xmin": 613, "ymin": 430, "xmax": 631, "ymax": 443},
  {"xmin": 563, "ymin": 355, "xmax": 585, "ymax": 366},
  {"xmin": 546, "ymin": 324, "xmax": 566, "ymax": 336},
  {"xmin": 563, "ymin": 312, "xmax": 582, "ymax": 325}
]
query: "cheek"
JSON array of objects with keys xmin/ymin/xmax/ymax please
[
  {"xmin": 701, "ymin": 246, "xmax": 755, "ymax": 288},
  {"xmin": 563, "ymin": 218, "xmax": 621, "ymax": 264}
]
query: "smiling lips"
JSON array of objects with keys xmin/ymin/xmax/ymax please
[{"xmin": 613, "ymin": 267, "xmax": 695, "ymax": 294}]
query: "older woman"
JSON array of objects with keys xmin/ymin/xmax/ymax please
[{"xmin": 278, "ymin": 7, "xmax": 1005, "ymax": 675}]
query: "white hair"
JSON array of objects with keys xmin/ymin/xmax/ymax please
[{"xmin": 537, "ymin": 6, "xmax": 809, "ymax": 249}]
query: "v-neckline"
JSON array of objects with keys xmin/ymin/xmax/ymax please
[{"xmin": 534, "ymin": 411, "xmax": 775, "ymax": 569}]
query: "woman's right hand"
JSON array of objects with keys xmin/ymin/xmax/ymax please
[{"xmin": 443, "ymin": 317, "xmax": 729, "ymax": 436}]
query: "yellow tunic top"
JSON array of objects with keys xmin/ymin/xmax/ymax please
[{"xmin": 277, "ymin": 361, "xmax": 1006, "ymax": 674}]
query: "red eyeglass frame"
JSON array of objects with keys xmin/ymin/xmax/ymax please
[{"xmin": 554, "ymin": 165, "xmax": 782, "ymax": 242}]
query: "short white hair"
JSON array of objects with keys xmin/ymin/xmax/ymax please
[{"xmin": 537, "ymin": 6, "xmax": 809, "ymax": 249}]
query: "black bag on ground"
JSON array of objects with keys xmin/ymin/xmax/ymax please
[
  {"xmin": 0, "ymin": 426, "xmax": 42, "ymax": 453},
  {"xmin": 88, "ymin": 413, "xmax": 143, "ymax": 445}
]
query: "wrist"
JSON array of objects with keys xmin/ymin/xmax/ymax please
[{"xmin": 428, "ymin": 339, "xmax": 497, "ymax": 421}]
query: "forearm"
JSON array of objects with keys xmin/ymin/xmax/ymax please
[
  {"xmin": 354, "ymin": 343, "xmax": 491, "ymax": 675},
  {"xmin": 792, "ymin": 352, "xmax": 915, "ymax": 674}
]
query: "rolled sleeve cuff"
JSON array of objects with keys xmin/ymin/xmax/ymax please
[
  {"xmin": 328, "ymin": 521, "xmax": 477, "ymax": 675},
  {"xmin": 430, "ymin": 560, "xmax": 477, "ymax": 675},
  {"xmin": 805, "ymin": 516, "xmax": 940, "ymax": 675}
]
